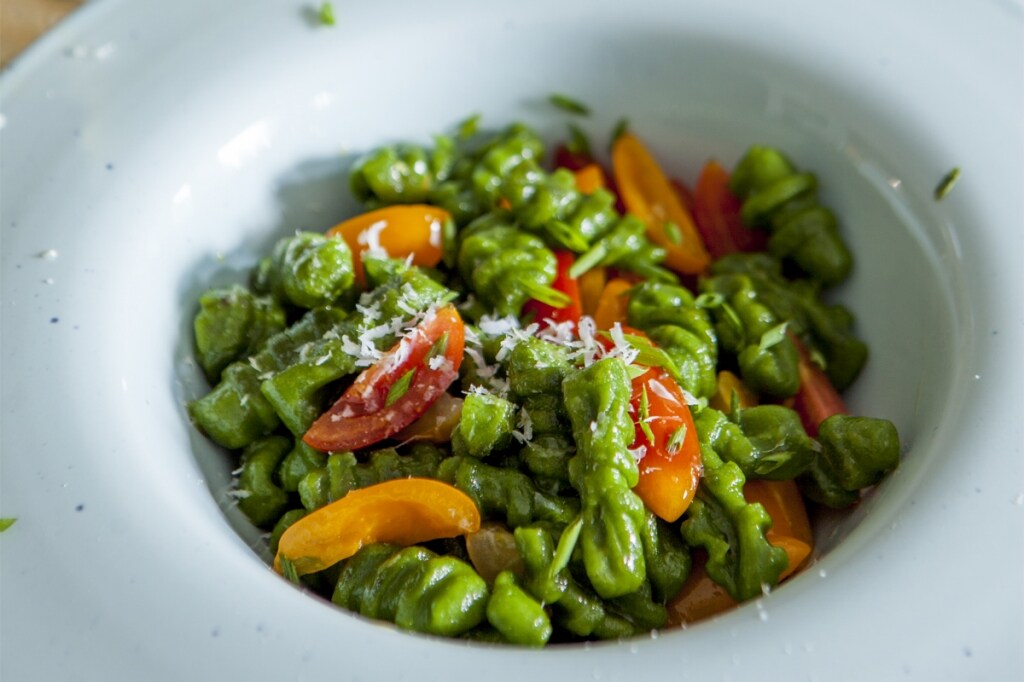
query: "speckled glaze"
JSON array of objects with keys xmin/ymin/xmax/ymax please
[{"xmin": 1, "ymin": 0, "xmax": 1021, "ymax": 680}]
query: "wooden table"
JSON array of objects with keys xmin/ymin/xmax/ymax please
[{"xmin": 1, "ymin": 0, "xmax": 84, "ymax": 67}]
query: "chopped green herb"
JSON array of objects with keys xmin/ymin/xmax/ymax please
[
  {"xmin": 441, "ymin": 216, "xmax": 458, "ymax": 269},
  {"xmin": 385, "ymin": 368, "xmax": 417, "ymax": 407},
  {"xmin": 425, "ymin": 332, "xmax": 450, "ymax": 363},
  {"xmin": 663, "ymin": 221, "xmax": 683, "ymax": 245},
  {"xmin": 280, "ymin": 556, "xmax": 301, "ymax": 584},
  {"xmin": 666, "ymin": 424, "xmax": 687, "ymax": 454},
  {"xmin": 757, "ymin": 322, "xmax": 789, "ymax": 353},
  {"xmin": 626, "ymin": 364, "xmax": 650, "ymax": 380},
  {"xmin": 566, "ymin": 123, "xmax": 592, "ymax": 157},
  {"xmin": 0, "ymin": 518, "xmax": 16, "ymax": 533},
  {"xmin": 720, "ymin": 302, "xmax": 744, "ymax": 342},
  {"xmin": 610, "ymin": 118, "xmax": 629, "ymax": 146},
  {"xmin": 729, "ymin": 389, "xmax": 743, "ymax": 418},
  {"xmin": 809, "ymin": 347, "xmax": 828, "ymax": 371},
  {"xmin": 546, "ymin": 220, "xmax": 591, "ymax": 253},
  {"xmin": 605, "ymin": 331, "xmax": 684, "ymax": 383},
  {"xmin": 695, "ymin": 293, "xmax": 744, "ymax": 343},
  {"xmin": 318, "ymin": 2, "xmax": 335, "ymax": 26},
  {"xmin": 457, "ymin": 113, "xmax": 481, "ymax": 140},
  {"xmin": 934, "ymin": 166, "xmax": 960, "ymax": 201},
  {"xmin": 694, "ymin": 292, "xmax": 725, "ymax": 309},
  {"xmin": 567, "ymin": 242, "xmax": 608, "ymax": 279},
  {"xmin": 549, "ymin": 93, "xmax": 590, "ymax": 116},
  {"xmin": 550, "ymin": 516, "xmax": 583, "ymax": 574},
  {"xmin": 522, "ymin": 280, "xmax": 572, "ymax": 309},
  {"xmin": 639, "ymin": 386, "xmax": 656, "ymax": 444}
]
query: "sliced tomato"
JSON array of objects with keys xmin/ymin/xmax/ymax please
[
  {"xmin": 629, "ymin": 367, "xmax": 703, "ymax": 522},
  {"xmin": 303, "ymin": 305, "xmax": 465, "ymax": 452},
  {"xmin": 553, "ymin": 144, "xmax": 595, "ymax": 172},
  {"xmin": 691, "ymin": 159, "xmax": 768, "ymax": 259},
  {"xmin": 611, "ymin": 133, "xmax": 710, "ymax": 275},
  {"xmin": 592, "ymin": 277, "xmax": 632, "ymax": 331},
  {"xmin": 553, "ymin": 144, "xmax": 627, "ymax": 213},
  {"xmin": 743, "ymin": 479, "xmax": 813, "ymax": 579},
  {"xmin": 669, "ymin": 178, "xmax": 695, "ymax": 214},
  {"xmin": 325, "ymin": 205, "xmax": 449, "ymax": 286},
  {"xmin": 789, "ymin": 334, "xmax": 848, "ymax": 437},
  {"xmin": 573, "ymin": 164, "xmax": 607, "ymax": 195},
  {"xmin": 522, "ymin": 250, "xmax": 582, "ymax": 327}
]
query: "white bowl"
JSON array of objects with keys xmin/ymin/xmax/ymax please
[{"xmin": 2, "ymin": 0, "xmax": 1022, "ymax": 680}]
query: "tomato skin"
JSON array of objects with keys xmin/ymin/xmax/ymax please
[
  {"xmin": 274, "ymin": 478, "xmax": 480, "ymax": 576},
  {"xmin": 691, "ymin": 160, "xmax": 768, "ymax": 259},
  {"xmin": 789, "ymin": 335, "xmax": 848, "ymax": 437},
  {"xmin": 629, "ymin": 368, "xmax": 703, "ymax": 522},
  {"xmin": 326, "ymin": 205, "xmax": 448, "ymax": 286},
  {"xmin": 522, "ymin": 250, "xmax": 582, "ymax": 327},
  {"xmin": 303, "ymin": 306, "xmax": 465, "ymax": 452},
  {"xmin": 612, "ymin": 132, "xmax": 711, "ymax": 275}
]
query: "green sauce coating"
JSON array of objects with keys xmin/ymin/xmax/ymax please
[
  {"xmin": 349, "ymin": 137, "xmax": 457, "ymax": 206},
  {"xmin": 639, "ymin": 510, "xmax": 691, "ymax": 604},
  {"xmin": 563, "ymin": 358, "xmax": 647, "ymax": 599},
  {"xmin": 189, "ymin": 305, "xmax": 351, "ymax": 448},
  {"xmin": 451, "ymin": 392, "xmax": 518, "ymax": 458},
  {"xmin": 193, "ymin": 285, "xmax": 286, "ymax": 381},
  {"xmin": 809, "ymin": 414, "xmax": 900, "ymax": 498},
  {"xmin": 729, "ymin": 146, "xmax": 852, "ymax": 286},
  {"xmin": 457, "ymin": 223, "xmax": 557, "ymax": 317},
  {"xmin": 709, "ymin": 252, "xmax": 868, "ymax": 390},
  {"xmin": 236, "ymin": 435, "xmax": 291, "ymax": 528},
  {"xmin": 626, "ymin": 280, "xmax": 718, "ymax": 399},
  {"xmin": 261, "ymin": 232, "xmax": 355, "ymax": 309},
  {"xmin": 700, "ymin": 271, "xmax": 801, "ymax": 398},
  {"xmin": 507, "ymin": 337, "xmax": 574, "ymax": 399},
  {"xmin": 298, "ymin": 444, "xmax": 445, "ymax": 511},
  {"xmin": 439, "ymin": 456, "xmax": 579, "ymax": 528},
  {"xmin": 694, "ymin": 405, "xmax": 818, "ymax": 481},
  {"xmin": 572, "ymin": 214, "xmax": 674, "ymax": 282},
  {"xmin": 187, "ymin": 118, "xmax": 904, "ymax": 645},
  {"xmin": 681, "ymin": 443, "xmax": 789, "ymax": 602},
  {"xmin": 486, "ymin": 571, "xmax": 553, "ymax": 646},
  {"xmin": 336, "ymin": 545, "xmax": 489, "ymax": 637}
]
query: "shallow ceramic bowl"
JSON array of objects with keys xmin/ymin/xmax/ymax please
[{"xmin": 2, "ymin": 0, "xmax": 1022, "ymax": 680}]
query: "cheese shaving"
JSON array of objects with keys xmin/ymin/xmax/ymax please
[
  {"xmin": 510, "ymin": 406, "xmax": 534, "ymax": 444},
  {"xmin": 356, "ymin": 219, "xmax": 389, "ymax": 257}
]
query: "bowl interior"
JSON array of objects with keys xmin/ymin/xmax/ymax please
[
  {"xmin": 1, "ymin": 3, "xmax": 983, "ymax": 674},
  {"xmin": 161, "ymin": 21, "xmax": 969, "ymax": 605}
]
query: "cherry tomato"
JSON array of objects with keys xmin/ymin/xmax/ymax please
[{"xmin": 303, "ymin": 305, "xmax": 465, "ymax": 452}]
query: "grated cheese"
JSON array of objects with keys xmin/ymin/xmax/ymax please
[
  {"xmin": 627, "ymin": 445, "xmax": 648, "ymax": 462},
  {"xmin": 648, "ymin": 377, "xmax": 680, "ymax": 405},
  {"xmin": 356, "ymin": 220, "xmax": 389, "ymax": 257},
  {"xmin": 605, "ymin": 323, "xmax": 640, "ymax": 365},
  {"xmin": 510, "ymin": 406, "xmax": 534, "ymax": 444}
]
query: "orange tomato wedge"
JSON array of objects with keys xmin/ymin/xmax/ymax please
[
  {"xmin": 592, "ymin": 277, "xmax": 633, "ymax": 330},
  {"xmin": 666, "ymin": 552, "xmax": 737, "ymax": 626},
  {"xmin": 611, "ymin": 133, "xmax": 710, "ymax": 275},
  {"xmin": 744, "ymin": 479, "xmax": 813, "ymax": 579},
  {"xmin": 629, "ymin": 368, "xmax": 702, "ymax": 522},
  {"xmin": 709, "ymin": 370, "xmax": 758, "ymax": 413},
  {"xmin": 304, "ymin": 305, "xmax": 465, "ymax": 452},
  {"xmin": 274, "ymin": 478, "xmax": 481, "ymax": 577},
  {"xmin": 573, "ymin": 163, "xmax": 607, "ymax": 194},
  {"xmin": 668, "ymin": 372, "xmax": 815, "ymax": 623},
  {"xmin": 326, "ymin": 205, "xmax": 449, "ymax": 285},
  {"xmin": 578, "ymin": 266, "xmax": 607, "ymax": 317}
]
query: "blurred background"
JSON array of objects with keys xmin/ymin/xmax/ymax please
[{"xmin": 1, "ymin": 0, "xmax": 83, "ymax": 66}]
